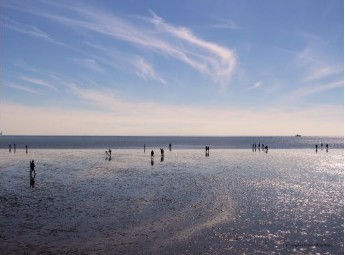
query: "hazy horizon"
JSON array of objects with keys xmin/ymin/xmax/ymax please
[{"xmin": 1, "ymin": 0, "xmax": 343, "ymax": 136}]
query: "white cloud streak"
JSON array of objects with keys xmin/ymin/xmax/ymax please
[
  {"xmin": 20, "ymin": 76, "xmax": 58, "ymax": 91},
  {"xmin": 5, "ymin": 82, "xmax": 43, "ymax": 96},
  {"xmin": 132, "ymin": 57, "xmax": 166, "ymax": 85},
  {"xmin": 73, "ymin": 58, "xmax": 106, "ymax": 73},
  {"xmin": 5, "ymin": 2, "xmax": 237, "ymax": 87},
  {"xmin": 290, "ymin": 80, "xmax": 343, "ymax": 99},
  {"xmin": 210, "ymin": 18, "xmax": 239, "ymax": 30},
  {"xmin": 3, "ymin": 17, "xmax": 67, "ymax": 47},
  {"xmin": 304, "ymin": 66, "xmax": 343, "ymax": 82},
  {"xmin": 246, "ymin": 81, "xmax": 263, "ymax": 91}
]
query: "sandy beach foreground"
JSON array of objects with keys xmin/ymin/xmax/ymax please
[{"xmin": 1, "ymin": 149, "xmax": 343, "ymax": 254}]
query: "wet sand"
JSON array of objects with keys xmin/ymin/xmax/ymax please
[{"xmin": 0, "ymin": 149, "xmax": 343, "ymax": 254}]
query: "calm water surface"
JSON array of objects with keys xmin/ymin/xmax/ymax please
[
  {"xmin": 0, "ymin": 148, "xmax": 343, "ymax": 254},
  {"xmin": 0, "ymin": 135, "xmax": 343, "ymax": 149}
]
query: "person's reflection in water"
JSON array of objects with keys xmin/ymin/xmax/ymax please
[
  {"xmin": 105, "ymin": 150, "xmax": 112, "ymax": 161},
  {"xmin": 30, "ymin": 172, "xmax": 35, "ymax": 188},
  {"xmin": 151, "ymin": 158, "xmax": 154, "ymax": 166}
]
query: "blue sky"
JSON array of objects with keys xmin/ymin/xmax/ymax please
[{"xmin": 1, "ymin": 0, "xmax": 343, "ymax": 135}]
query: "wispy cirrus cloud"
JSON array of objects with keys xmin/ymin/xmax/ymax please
[
  {"xmin": 210, "ymin": 18, "xmax": 239, "ymax": 30},
  {"xmin": 73, "ymin": 58, "xmax": 106, "ymax": 73},
  {"xmin": 295, "ymin": 35, "xmax": 343, "ymax": 83},
  {"xmin": 132, "ymin": 57, "xmax": 166, "ymax": 85},
  {"xmin": 246, "ymin": 81, "xmax": 263, "ymax": 91},
  {"xmin": 303, "ymin": 65, "xmax": 343, "ymax": 82},
  {"xmin": 5, "ymin": 82, "xmax": 43, "ymax": 95},
  {"xmin": 20, "ymin": 76, "xmax": 58, "ymax": 91},
  {"xmin": 148, "ymin": 10, "xmax": 236, "ymax": 86},
  {"xmin": 290, "ymin": 80, "xmax": 343, "ymax": 99},
  {"xmin": 3, "ymin": 17, "xmax": 67, "ymax": 47},
  {"xmin": 5, "ymin": 2, "xmax": 237, "ymax": 87}
]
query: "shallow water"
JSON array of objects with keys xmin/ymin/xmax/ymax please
[
  {"xmin": 0, "ymin": 135, "xmax": 343, "ymax": 149},
  {"xmin": 0, "ymin": 148, "xmax": 343, "ymax": 254}
]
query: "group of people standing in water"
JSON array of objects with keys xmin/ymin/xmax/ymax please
[
  {"xmin": 316, "ymin": 143, "xmax": 329, "ymax": 152},
  {"xmin": 252, "ymin": 143, "xmax": 269, "ymax": 153},
  {"xmin": 8, "ymin": 144, "xmax": 29, "ymax": 154}
]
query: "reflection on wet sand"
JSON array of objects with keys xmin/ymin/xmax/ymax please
[{"xmin": 0, "ymin": 149, "xmax": 343, "ymax": 254}]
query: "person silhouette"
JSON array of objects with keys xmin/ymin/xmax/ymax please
[
  {"xmin": 9, "ymin": 144, "xmax": 11, "ymax": 152},
  {"xmin": 205, "ymin": 146, "xmax": 210, "ymax": 157},
  {"xmin": 315, "ymin": 144, "xmax": 318, "ymax": 152},
  {"xmin": 30, "ymin": 160, "xmax": 36, "ymax": 175},
  {"xmin": 26, "ymin": 145, "xmax": 28, "ymax": 154},
  {"xmin": 144, "ymin": 144, "xmax": 146, "ymax": 153},
  {"xmin": 151, "ymin": 150, "xmax": 154, "ymax": 157},
  {"xmin": 326, "ymin": 144, "xmax": 329, "ymax": 152},
  {"xmin": 169, "ymin": 144, "xmax": 172, "ymax": 151}
]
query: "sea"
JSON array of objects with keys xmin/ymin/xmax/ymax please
[
  {"xmin": 0, "ymin": 136, "xmax": 343, "ymax": 254},
  {"xmin": 0, "ymin": 135, "xmax": 343, "ymax": 149}
]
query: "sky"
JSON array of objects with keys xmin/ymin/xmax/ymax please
[{"xmin": 0, "ymin": 0, "xmax": 343, "ymax": 136}]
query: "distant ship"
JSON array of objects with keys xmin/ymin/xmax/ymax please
[{"xmin": 295, "ymin": 134, "xmax": 301, "ymax": 137}]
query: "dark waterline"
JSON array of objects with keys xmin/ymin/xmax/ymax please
[{"xmin": 0, "ymin": 135, "xmax": 343, "ymax": 149}]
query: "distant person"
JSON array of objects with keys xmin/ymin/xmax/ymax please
[
  {"xmin": 160, "ymin": 148, "xmax": 164, "ymax": 156},
  {"xmin": 265, "ymin": 145, "xmax": 268, "ymax": 153},
  {"xmin": 315, "ymin": 144, "xmax": 318, "ymax": 152},
  {"xmin": 26, "ymin": 145, "xmax": 28, "ymax": 154},
  {"xmin": 144, "ymin": 144, "xmax": 146, "ymax": 153},
  {"xmin": 262, "ymin": 144, "xmax": 264, "ymax": 150},
  {"xmin": 9, "ymin": 144, "xmax": 11, "ymax": 152},
  {"xmin": 105, "ymin": 149, "xmax": 111, "ymax": 161},
  {"xmin": 326, "ymin": 144, "xmax": 329, "ymax": 152},
  {"xmin": 254, "ymin": 144, "xmax": 256, "ymax": 151},
  {"xmin": 252, "ymin": 144, "xmax": 254, "ymax": 151},
  {"xmin": 30, "ymin": 160, "xmax": 36, "ymax": 175},
  {"xmin": 169, "ymin": 144, "xmax": 172, "ymax": 151},
  {"xmin": 151, "ymin": 150, "xmax": 154, "ymax": 157}
]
